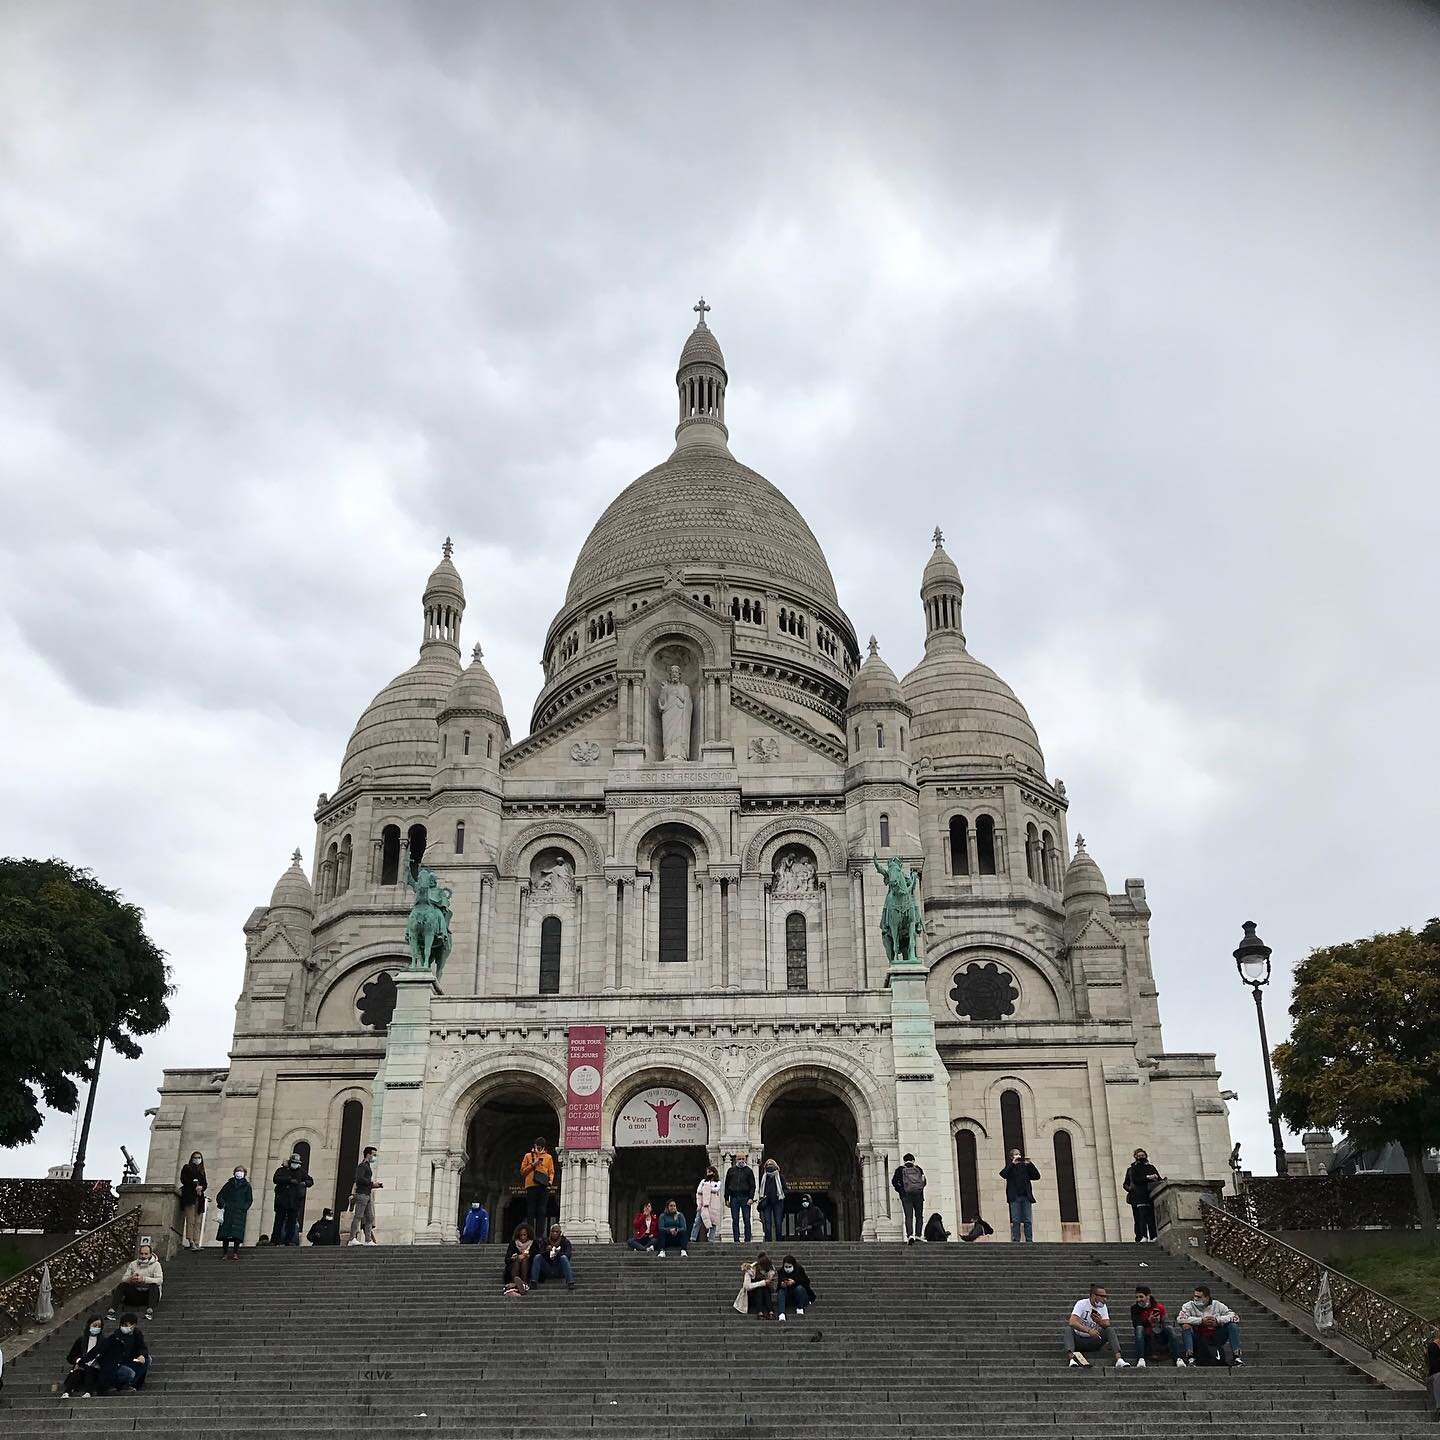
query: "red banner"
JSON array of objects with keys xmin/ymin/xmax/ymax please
[{"xmin": 564, "ymin": 1025, "xmax": 606, "ymax": 1149}]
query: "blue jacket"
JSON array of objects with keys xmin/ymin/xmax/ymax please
[
  {"xmin": 658, "ymin": 1211, "xmax": 687, "ymax": 1242},
  {"xmin": 460, "ymin": 1205, "xmax": 490, "ymax": 1244}
]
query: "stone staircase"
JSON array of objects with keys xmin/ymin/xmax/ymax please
[{"xmin": 1, "ymin": 1241, "xmax": 1430, "ymax": 1438}]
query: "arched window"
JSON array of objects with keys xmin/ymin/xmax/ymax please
[
  {"xmin": 323, "ymin": 842, "xmax": 338, "ymax": 902},
  {"xmin": 658, "ymin": 849, "xmax": 690, "ymax": 964},
  {"xmin": 854, "ymin": 726, "xmax": 860, "ymax": 750},
  {"xmin": 334, "ymin": 1099, "xmax": 363, "ymax": 1216},
  {"xmin": 1000, "ymin": 1089, "xmax": 1026, "ymax": 1159},
  {"xmin": 1041, "ymin": 829, "xmax": 1056, "ymax": 888},
  {"xmin": 407, "ymin": 824, "xmax": 427, "ymax": 872},
  {"xmin": 1054, "ymin": 1129, "xmax": 1080, "ymax": 1226},
  {"xmin": 338, "ymin": 835, "xmax": 352, "ymax": 893},
  {"xmin": 539, "ymin": 916, "xmax": 561, "ymax": 994},
  {"xmin": 976, "ymin": 814, "xmax": 997, "ymax": 876},
  {"xmin": 292, "ymin": 1139, "xmax": 311, "ymax": 1177},
  {"xmin": 441, "ymin": 732, "xmax": 448, "ymax": 759},
  {"xmin": 785, "ymin": 912, "xmax": 808, "ymax": 991},
  {"xmin": 877, "ymin": 723, "xmax": 885, "ymax": 749},
  {"xmin": 380, "ymin": 825, "xmax": 401, "ymax": 885},
  {"xmin": 487, "ymin": 733, "xmax": 494, "ymax": 758},
  {"xmin": 462, "ymin": 730, "xmax": 470, "ymax": 756},
  {"xmin": 949, "ymin": 816, "xmax": 970, "ymax": 875},
  {"xmin": 879, "ymin": 813, "xmax": 891, "ymax": 848},
  {"xmin": 1025, "ymin": 822, "xmax": 1040, "ymax": 882},
  {"xmin": 955, "ymin": 1129, "xmax": 980, "ymax": 1223},
  {"xmin": 454, "ymin": 821, "xmax": 465, "ymax": 855}
]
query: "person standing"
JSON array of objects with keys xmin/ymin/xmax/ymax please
[
  {"xmin": 1064, "ymin": 1283, "xmax": 1129, "ymax": 1368},
  {"xmin": 724, "ymin": 1152, "xmax": 756, "ymax": 1243},
  {"xmin": 999, "ymin": 1148, "xmax": 1041, "ymax": 1242},
  {"xmin": 178, "ymin": 1151, "xmax": 207, "ymax": 1250},
  {"xmin": 891, "ymin": 1153, "xmax": 927, "ymax": 1244},
  {"xmin": 216, "ymin": 1166, "xmax": 253, "ymax": 1259},
  {"xmin": 530, "ymin": 1223, "xmax": 576, "ymax": 1290},
  {"xmin": 758, "ymin": 1158, "xmax": 787, "ymax": 1243},
  {"xmin": 349, "ymin": 1146, "xmax": 382, "ymax": 1246},
  {"xmin": 306, "ymin": 1208, "xmax": 340, "ymax": 1246},
  {"xmin": 1122, "ymin": 1148, "xmax": 1164, "ymax": 1243},
  {"xmin": 692, "ymin": 1166, "xmax": 723, "ymax": 1244},
  {"xmin": 271, "ymin": 1152, "xmax": 313, "ymax": 1247},
  {"xmin": 459, "ymin": 1202, "xmax": 491, "ymax": 1244},
  {"xmin": 520, "ymin": 1137, "xmax": 555, "ymax": 1239},
  {"xmin": 657, "ymin": 1199, "xmax": 689, "ymax": 1257}
]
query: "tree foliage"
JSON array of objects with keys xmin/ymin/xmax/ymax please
[
  {"xmin": 1273, "ymin": 922, "xmax": 1440, "ymax": 1233},
  {"xmin": 0, "ymin": 858, "xmax": 172, "ymax": 1148}
]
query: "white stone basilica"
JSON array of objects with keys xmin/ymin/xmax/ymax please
[{"xmin": 144, "ymin": 308, "xmax": 1234, "ymax": 1243}]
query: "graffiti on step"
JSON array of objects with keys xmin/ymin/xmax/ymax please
[{"xmin": 360, "ymin": 1368, "xmax": 393, "ymax": 1381}]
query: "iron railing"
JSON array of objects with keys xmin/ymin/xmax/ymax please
[
  {"xmin": 1202, "ymin": 1199, "xmax": 1432, "ymax": 1382},
  {"xmin": 1224, "ymin": 1173, "xmax": 1440, "ymax": 1232},
  {"xmin": 0, "ymin": 1205, "xmax": 141, "ymax": 1344}
]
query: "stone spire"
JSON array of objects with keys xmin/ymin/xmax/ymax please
[
  {"xmin": 675, "ymin": 297, "xmax": 730, "ymax": 450},
  {"xmin": 421, "ymin": 538, "xmax": 466, "ymax": 657}
]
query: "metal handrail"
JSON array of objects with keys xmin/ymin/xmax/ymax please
[
  {"xmin": 0, "ymin": 1205, "xmax": 142, "ymax": 1343},
  {"xmin": 1201, "ymin": 1198, "xmax": 1432, "ymax": 1383}
]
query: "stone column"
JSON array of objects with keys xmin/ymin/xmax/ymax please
[
  {"xmin": 371, "ymin": 970, "xmax": 438, "ymax": 1245},
  {"xmin": 594, "ymin": 1149, "xmax": 615, "ymax": 1242}
]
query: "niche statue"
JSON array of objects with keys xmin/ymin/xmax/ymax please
[
  {"xmin": 657, "ymin": 664, "xmax": 693, "ymax": 762},
  {"xmin": 404, "ymin": 856, "xmax": 453, "ymax": 981}
]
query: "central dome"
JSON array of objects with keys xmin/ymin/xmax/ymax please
[{"xmin": 564, "ymin": 439, "xmax": 839, "ymax": 609}]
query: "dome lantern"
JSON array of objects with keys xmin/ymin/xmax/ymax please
[
  {"xmin": 674, "ymin": 297, "xmax": 730, "ymax": 450},
  {"xmin": 422, "ymin": 537, "xmax": 465, "ymax": 657},
  {"xmin": 921, "ymin": 526, "xmax": 965, "ymax": 649}
]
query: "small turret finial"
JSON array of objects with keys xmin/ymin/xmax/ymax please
[
  {"xmin": 291, "ymin": 848, "xmax": 303, "ymax": 867},
  {"xmin": 1075, "ymin": 834, "xmax": 1086, "ymax": 853},
  {"xmin": 933, "ymin": 526, "xmax": 944, "ymax": 549},
  {"xmin": 693, "ymin": 296, "xmax": 711, "ymax": 326},
  {"xmin": 867, "ymin": 635, "xmax": 879, "ymax": 657},
  {"xmin": 472, "ymin": 642, "xmax": 483, "ymax": 662},
  {"xmin": 442, "ymin": 536, "xmax": 453, "ymax": 560}
]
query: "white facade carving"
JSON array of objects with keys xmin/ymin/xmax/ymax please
[{"xmin": 144, "ymin": 312, "xmax": 1234, "ymax": 1246}]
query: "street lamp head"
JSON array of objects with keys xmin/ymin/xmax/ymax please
[{"xmin": 1234, "ymin": 919, "xmax": 1273, "ymax": 988}]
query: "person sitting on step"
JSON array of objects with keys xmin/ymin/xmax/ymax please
[
  {"xmin": 1425, "ymin": 1325, "xmax": 1440, "ymax": 1418},
  {"xmin": 95, "ymin": 1314, "xmax": 150, "ymax": 1394},
  {"xmin": 1130, "ymin": 1285, "xmax": 1183, "ymax": 1366},
  {"xmin": 108, "ymin": 1244, "xmax": 163, "ymax": 1322},
  {"xmin": 959, "ymin": 1215, "xmax": 995, "ymax": 1243},
  {"xmin": 656, "ymin": 1199, "xmax": 688, "ymax": 1257},
  {"xmin": 530, "ymin": 1223, "xmax": 576, "ymax": 1290},
  {"xmin": 306, "ymin": 1208, "xmax": 340, "ymax": 1246},
  {"xmin": 1177, "ymin": 1285, "xmax": 1243, "ymax": 1366},
  {"xmin": 776, "ymin": 1254, "xmax": 816, "ymax": 1320},
  {"xmin": 923, "ymin": 1212, "xmax": 950, "ymax": 1242},
  {"xmin": 57, "ymin": 1315, "xmax": 106, "ymax": 1398},
  {"xmin": 502, "ymin": 1224, "xmax": 536, "ymax": 1297},
  {"xmin": 626, "ymin": 1201, "xmax": 659, "ymax": 1252},
  {"xmin": 1064, "ymin": 1283, "xmax": 1129, "ymax": 1368},
  {"xmin": 733, "ymin": 1251, "xmax": 778, "ymax": 1320}
]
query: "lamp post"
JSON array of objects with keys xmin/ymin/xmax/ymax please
[{"xmin": 1233, "ymin": 920, "xmax": 1289, "ymax": 1177}]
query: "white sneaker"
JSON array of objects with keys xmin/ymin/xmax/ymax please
[
  {"xmin": 1067, "ymin": 1356, "xmax": 1081, "ymax": 1367},
  {"xmin": 656, "ymin": 1250, "xmax": 665, "ymax": 1259},
  {"xmin": 1136, "ymin": 1358, "xmax": 1146, "ymax": 1368},
  {"xmin": 796, "ymin": 1308, "xmax": 805, "ymax": 1316},
  {"xmin": 1115, "ymin": 1358, "xmax": 1130, "ymax": 1368},
  {"xmin": 778, "ymin": 1313, "xmax": 786, "ymax": 1322},
  {"xmin": 680, "ymin": 1250, "xmax": 688, "ymax": 1257},
  {"xmin": 1232, "ymin": 1356, "xmax": 1244, "ymax": 1366},
  {"xmin": 1175, "ymin": 1358, "xmax": 1185, "ymax": 1367}
]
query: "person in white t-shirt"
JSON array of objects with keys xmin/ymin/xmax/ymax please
[{"xmin": 1065, "ymin": 1284, "xmax": 1129, "ymax": 1368}]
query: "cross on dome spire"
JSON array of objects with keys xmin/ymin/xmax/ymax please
[
  {"xmin": 291, "ymin": 848, "xmax": 303, "ymax": 867},
  {"xmin": 867, "ymin": 635, "xmax": 879, "ymax": 657},
  {"xmin": 933, "ymin": 526, "xmax": 944, "ymax": 549},
  {"xmin": 442, "ymin": 536, "xmax": 453, "ymax": 560},
  {"xmin": 472, "ymin": 643, "xmax": 483, "ymax": 662},
  {"xmin": 693, "ymin": 296, "xmax": 711, "ymax": 326}
]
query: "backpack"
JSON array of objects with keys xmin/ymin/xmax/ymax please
[{"xmin": 901, "ymin": 1165, "xmax": 926, "ymax": 1195}]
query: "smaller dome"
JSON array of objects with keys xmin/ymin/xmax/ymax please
[
  {"xmin": 440, "ymin": 643, "xmax": 509, "ymax": 733},
  {"xmin": 1063, "ymin": 836, "xmax": 1108, "ymax": 905},
  {"xmin": 424, "ymin": 538, "xmax": 465, "ymax": 603},
  {"xmin": 269, "ymin": 849, "xmax": 314, "ymax": 914},
  {"xmin": 923, "ymin": 527, "xmax": 962, "ymax": 590},
  {"xmin": 847, "ymin": 636, "xmax": 905, "ymax": 711},
  {"xmin": 678, "ymin": 319, "xmax": 726, "ymax": 374}
]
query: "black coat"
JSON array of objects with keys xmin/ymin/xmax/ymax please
[
  {"xmin": 307, "ymin": 1216, "xmax": 340, "ymax": 1245},
  {"xmin": 66, "ymin": 1328, "xmax": 105, "ymax": 1369},
  {"xmin": 502, "ymin": 1239, "xmax": 537, "ymax": 1285},
  {"xmin": 1123, "ymin": 1160, "xmax": 1162, "ymax": 1205},
  {"xmin": 723, "ymin": 1163, "xmax": 755, "ymax": 1202},
  {"xmin": 999, "ymin": 1161, "xmax": 1040, "ymax": 1202},
  {"xmin": 778, "ymin": 1261, "xmax": 816, "ymax": 1298},
  {"xmin": 178, "ymin": 1162, "xmax": 208, "ymax": 1211},
  {"xmin": 97, "ymin": 1327, "xmax": 148, "ymax": 1382},
  {"xmin": 272, "ymin": 1165, "xmax": 314, "ymax": 1209}
]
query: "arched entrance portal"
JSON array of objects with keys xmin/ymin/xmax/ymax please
[
  {"xmin": 607, "ymin": 1083, "xmax": 711, "ymax": 1242},
  {"xmin": 459, "ymin": 1084, "xmax": 560, "ymax": 1241},
  {"xmin": 760, "ymin": 1083, "xmax": 862, "ymax": 1240}
]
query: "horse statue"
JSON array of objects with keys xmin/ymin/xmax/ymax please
[
  {"xmin": 873, "ymin": 853, "xmax": 923, "ymax": 966},
  {"xmin": 404, "ymin": 857, "xmax": 453, "ymax": 981}
]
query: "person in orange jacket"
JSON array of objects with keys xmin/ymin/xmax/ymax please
[{"xmin": 520, "ymin": 1137, "xmax": 555, "ymax": 1237}]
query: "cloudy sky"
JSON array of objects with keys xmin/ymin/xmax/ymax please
[{"xmin": 3, "ymin": 1, "xmax": 1437, "ymax": 1186}]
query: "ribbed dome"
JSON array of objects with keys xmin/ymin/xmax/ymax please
[
  {"xmin": 564, "ymin": 443, "xmax": 840, "ymax": 608},
  {"xmin": 340, "ymin": 649, "xmax": 459, "ymax": 785},
  {"xmin": 425, "ymin": 549, "xmax": 465, "ymax": 603},
  {"xmin": 440, "ymin": 644, "xmax": 509, "ymax": 732},
  {"xmin": 678, "ymin": 323, "xmax": 726, "ymax": 372},
  {"xmin": 901, "ymin": 639, "xmax": 1045, "ymax": 772},
  {"xmin": 923, "ymin": 533, "xmax": 962, "ymax": 589},
  {"xmin": 847, "ymin": 638, "xmax": 905, "ymax": 711},
  {"xmin": 269, "ymin": 850, "xmax": 314, "ymax": 914},
  {"xmin": 1063, "ymin": 836, "xmax": 1108, "ymax": 904}
]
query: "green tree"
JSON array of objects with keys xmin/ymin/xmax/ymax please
[
  {"xmin": 1273, "ymin": 924, "xmax": 1440, "ymax": 1235},
  {"xmin": 0, "ymin": 858, "xmax": 172, "ymax": 1162}
]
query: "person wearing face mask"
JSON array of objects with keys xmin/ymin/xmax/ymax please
[
  {"xmin": 96, "ymin": 1314, "xmax": 150, "ymax": 1394},
  {"xmin": 691, "ymin": 1166, "xmax": 723, "ymax": 1244},
  {"xmin": 306, "ymin": 1208, "xmax": 340, "ymax": 1246},
  {"xmin": 178, "ymin": 1151, "xmax": 208, "ymax": 1250},
  {"xmin": 999, "ymin": 1148, "xmax": 1041, "ymax": 1243},
  {"xmin": 216, "ymin": 1166, "xmax": 254, "ymax": 1259},
  {"xmin": 349, "ymin": 1146, "xmax": 382, "ymax": 1245},
  {"xmin": 271, "ymin": 1152, "xmax": 314, "ymax": 1247},
  {"xmin": 57, "ymin": 1315, "xmax": 107, "ymax": 1397},
  {"xmin": 1122, "ymin": 1148, "xmax": 1165, "ymax": 1243},
  {"xmin": 758, "ymin": 1158, "xmax": 787, "ymax": 1243},
  {"xmin": 108, "ymin": 1244, "xmax": 163, "ymax": 1322},
  {"xmin": 795, "ymin": 1192, "xmax": 824, "ymax": 1239},
  {"xmin": 775, "ymin": 1254, "xmax": 816, "ymax": 1321}
]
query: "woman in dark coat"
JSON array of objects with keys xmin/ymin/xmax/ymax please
[
  {"xmin": 215, "ymin": 1166, "xmax": 254, "ymax": 1259},
  {"xmin": 58, "ymin": 1316, "xmax": 106, "ymax": 1396},
  {"xmin": 178, "ymin": 1151, "xmax": 208, "ymax": 1249},
  {"xmin": 776, "ymin": 1254, "xmax": 816, "ymax": 1319}
]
